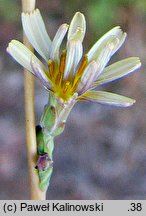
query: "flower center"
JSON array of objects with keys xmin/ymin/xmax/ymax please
[{"xmin": 48, "ymin": 51, "xmax": 88, "ymax": 101}]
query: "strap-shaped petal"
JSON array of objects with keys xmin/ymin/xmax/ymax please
[
  {"xmin": 7, "ymin": 40, "xmax": 45, "ymax": 73},
  {"xmin": 31, "ymin": 58, "xmax": 52, "ymax": 90},
  {"xmin": 77, "ymin": 61, "xmax": 99, "ymax": 94},
  {"xmin": 91, "ymin": 36, "xmax": 119, "ymax": 76},
  {"xmin": 80, "ymin": 90, "xmax": 135, "ymax": 107},
  {"xmin": 50, "ymin": 24, "xmax": 69, "ymax": 63},
  {"xmin": 87, "ymin": 26, "xmax": 126, "ymax": 62},
  {"xmin": 22, "ymin": 9, "xmax": 51, "ymax": 61},
  {"xmin": 67, "ymin": 12, "xmax": 86, "ymax": 42},
  {"xmin": 63, "ymin": 40, "xmax": 83, "ymax": 80},
  {"xmin": 113, "ymin": 30, "xmax": 126, "ymax": 55},
  {"xmin": 93, "ymin": 57, "xmax": 141, "ymax": 86}
]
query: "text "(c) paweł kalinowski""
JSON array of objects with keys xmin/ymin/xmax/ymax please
[{"xmin": 20, "ymin": 202, "xmax": 104, "ymax": 212}]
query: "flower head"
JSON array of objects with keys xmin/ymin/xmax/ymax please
[{"xmin": 7, "ymin": 9, "xmax": 141, "ymax": 106}]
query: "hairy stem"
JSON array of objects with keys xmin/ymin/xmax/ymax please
[{"xmin": 22, "ymin": 0, "xmax": 46, "ymax": 200}]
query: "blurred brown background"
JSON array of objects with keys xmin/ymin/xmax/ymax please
[{"xmin": 0, "ymin": 0, "xmax": 146, "ymax": 199}]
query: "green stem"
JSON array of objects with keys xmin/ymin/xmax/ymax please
[{"xmin": 36, "ymin": 93, "xmax": 77, "ymax": 191}]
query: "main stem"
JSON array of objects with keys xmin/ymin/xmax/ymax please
[{"xmin": 22, "ymin": 0, "xmax": 46, "ymax": 200}]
